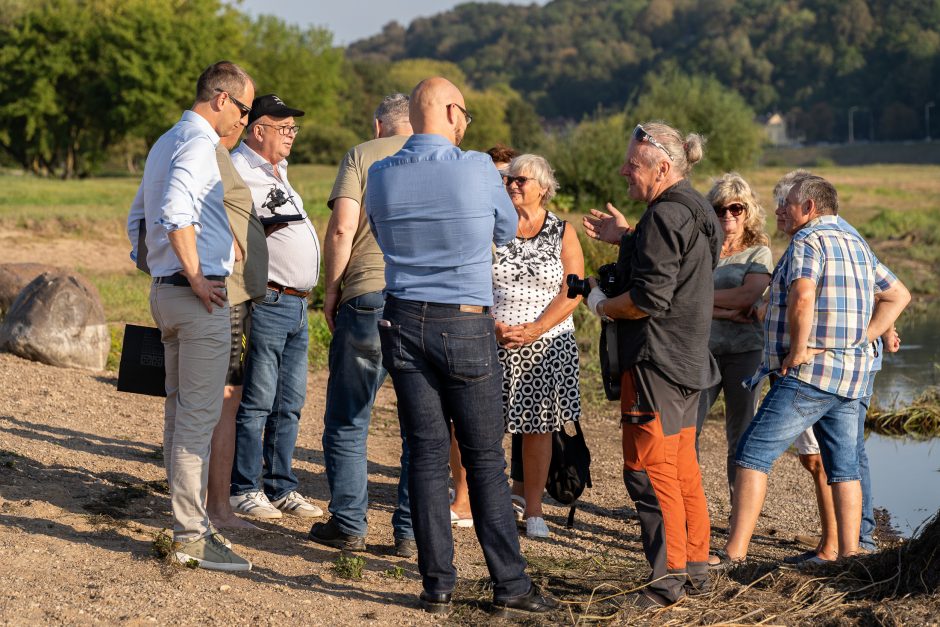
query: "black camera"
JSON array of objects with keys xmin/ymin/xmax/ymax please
[{"xmin": 565, "ymin": 263, "xmax": 620, "ymax": 300}]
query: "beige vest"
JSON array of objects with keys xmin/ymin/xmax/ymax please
[{"xmin": 216, "ymin": 144, "xmax": 268, "ymax": 305}]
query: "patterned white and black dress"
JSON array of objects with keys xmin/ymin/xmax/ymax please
[{"xmin": 492, "ymin": 211, "xmax": 581, "ymax": 434}]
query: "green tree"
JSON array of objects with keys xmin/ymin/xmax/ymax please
[
  {"xmin": 0, "ymin": 0, "xmax": 239, "ymax": 177},
  {"xmin": 627, "ymin": 68, "xmax": 763, "ymax": 173},
  {"xmin": 545, "ymin": 113, "xmax": 636, "ymax": 212},
  {"xmin": 237, "ymin": 14, "xmax": 349, "ymax": 163}
]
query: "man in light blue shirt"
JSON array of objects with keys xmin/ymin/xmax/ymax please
[
  {"xmin": 367, "ymin": 77, "xmax": 554, "ymax": 617},
  {"xmin": 126, "ymin": 61, "xmax": 254, "ymax": 572}
]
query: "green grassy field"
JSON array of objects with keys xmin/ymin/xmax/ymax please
[{"xmin": 1, "ymin": 163, "xmax": 938, "ymax": 371}]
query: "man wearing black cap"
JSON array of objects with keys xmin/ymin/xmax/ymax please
[{"xmin": 229, "ymin": 94, "xmax": 323, "ymax": 520}]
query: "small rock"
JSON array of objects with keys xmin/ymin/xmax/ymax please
[{"xmin": 219, "ymin": 585, "xmax": 231, "ymax": 592}]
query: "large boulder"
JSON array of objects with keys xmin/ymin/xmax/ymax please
[
  {"xmin": 0, "ymin": 271, "xmax": 109, "ymax": 370},
  {"xmin": 0, "ymin": 263, "xmax": 60, "ymax": 315}
]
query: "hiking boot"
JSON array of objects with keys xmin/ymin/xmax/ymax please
[
  {"xmin": 271, "ymin": 491, "xmax": 323, "ymax": 518},
  {"xmin": 174, "ymin": 534, "xmax": 251, "ymax": 572},
  {"xmin": 395, "ymin": 537, "xmax": 418, "ymax": 558},
  {"xmin": 230, "ymin": 491, "xmax": 282, "ymax": 519},
  {"xmin": 308, "ymin": 517, "xmax": 366, "ymax": 552}
]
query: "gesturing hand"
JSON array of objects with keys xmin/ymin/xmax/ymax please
[{"xmin": 582, "ymin": 202, "xmax": 631, "ymax": 244}]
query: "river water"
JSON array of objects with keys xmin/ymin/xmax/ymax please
[{"xmin": 867, "ymin": 303, "xmax": 940, "ymax": 537}]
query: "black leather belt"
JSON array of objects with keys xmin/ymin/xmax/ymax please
[{"xmin": 154, "ymin": 272, "xmax": 225, "ymax": 287}]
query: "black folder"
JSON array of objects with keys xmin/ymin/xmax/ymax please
[{"xmin": 117, "ymin": 324, "xmax": 166, "ymax": 397}]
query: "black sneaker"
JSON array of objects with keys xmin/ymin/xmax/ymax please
[{"xmin": 308, "ymin": 518, "xmax": 366, "ymax": 552}]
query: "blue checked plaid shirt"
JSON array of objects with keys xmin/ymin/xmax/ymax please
[{"xmin": 747, "ymin": 216, "xmax": 896, "ymax": 398}]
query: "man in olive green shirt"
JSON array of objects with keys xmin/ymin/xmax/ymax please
[
  {"xmin": 310, "ymin": 94, "xmax": 416, "ymax": 556},
  {"xmin": 207, "ymin": 129, "xmax": 269, "ymax": 529}
]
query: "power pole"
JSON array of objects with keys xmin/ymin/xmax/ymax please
[
  {"xmin": 848, "ymin": 106, "xmax": 859, "ymax": 144},
  {"xmin": 927, "ymin": 102, "xmax": 935, "ymax": 142}
]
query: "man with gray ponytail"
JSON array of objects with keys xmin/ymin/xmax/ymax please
[{"xmin": 583, "ymin": 121, "xmax": 722, "ymax": 608}]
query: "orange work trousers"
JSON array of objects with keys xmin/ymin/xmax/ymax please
[{"xmin": 621, "ymin": 362, "xmax": 710, "ymax": 603}]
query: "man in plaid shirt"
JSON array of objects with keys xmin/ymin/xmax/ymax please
[{"xmin": 713, "ymin": 174, "xmax": 907, "ymax": 567}]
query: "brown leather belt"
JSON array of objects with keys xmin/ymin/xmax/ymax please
[{"xmin": 267, "ymin": 281, "xmax": 310, "ymax": 299}]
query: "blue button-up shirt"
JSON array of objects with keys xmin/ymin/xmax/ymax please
[
  {"xmin": 366, "ymin": 134, "xmax": 517, "ymax": 306},
  {"xmin": 127, "ymin": 110, "xmax": 234, "ymax": 278}
]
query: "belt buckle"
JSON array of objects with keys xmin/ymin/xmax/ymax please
[{"xmin": 458, "ymin": 305, "xmax": 484, "ymax": 313}]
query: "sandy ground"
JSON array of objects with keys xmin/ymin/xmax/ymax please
[
  {"xmin": 0, "ymin": 349, "xmax": 844, "ymax": 625},
  {"xmin": 1, "ymin": 235, "xmax": 933, "ymax": 625}
]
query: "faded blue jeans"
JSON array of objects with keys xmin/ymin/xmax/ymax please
[
  {"xmin": 231, "ymin": 288, "xmax": 308, "ymax": 500},
  {"xmin": 378, "ymin": 296, "xmax": 530, "ymax": 600},
  {"xmin": 322, "ymin": 290, "xmax": 412, "ymax": 540}
]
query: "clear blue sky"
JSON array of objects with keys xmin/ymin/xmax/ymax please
[{"xmin": 233, "ymin": 0, "xmax": 547, "ymax": 46}]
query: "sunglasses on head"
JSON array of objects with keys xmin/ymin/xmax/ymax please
[
  {"xmin": 632, "ymin": 125, "xmax": 672, "ymax": 161},
  {"xmin": 714, "ymin": 203, "xmax": 746, "ymax": 217},
  {"xmin": 504, "ymin": 175, "xmax": 530, "ymax": 187}
]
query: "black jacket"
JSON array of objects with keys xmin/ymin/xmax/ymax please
[{"xmin": 615, "ymin": 179, "xmax": 723, "ymax": 390}]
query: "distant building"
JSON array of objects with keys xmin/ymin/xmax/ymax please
[{"xmin": 764, "ymin": 113, "xmax": 789, "ymax": 146}]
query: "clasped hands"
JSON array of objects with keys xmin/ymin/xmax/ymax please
[{"xmin": 496, "ymin": 321, "xmax": 544, "ymax": 349}]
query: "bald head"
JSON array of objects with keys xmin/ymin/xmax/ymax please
[{"xmin": 409, "ymin": 77, "xmax": 469, "ymax": 146}]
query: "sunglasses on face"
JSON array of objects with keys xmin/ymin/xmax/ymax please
[
  {"xmin": 714, "ymin": 203, "xmax": 746, "ymax": 217},
  {"xmin": 632, "ymin": 125, "xmax": 673, "ymax": 161},
  {"xmin": 215, "ymin": 88, "xmax": 252, "ymax": 117},
  {"xmin": 504, "ymin": 175, "xmax": 530, "ymax": 187}
]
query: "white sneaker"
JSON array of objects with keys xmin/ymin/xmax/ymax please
[
  {"xmin": 526, "ymin": 516, "xmax": 550, "ymax": 538},
  {"xmin": 271, "ymin": 491, "xmax": 323, "ymax": 518},
  {"xmin": 174, "ymin": 534, "xmax": 251, "ymax": 572},
  {"xmin": 230, "ymin": 491, "xmax": 282, "ymax": 519}
]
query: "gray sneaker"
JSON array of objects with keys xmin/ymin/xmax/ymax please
[{"xmin": 174, "ymin": 534, "xmax": 251, "ymax": 572}]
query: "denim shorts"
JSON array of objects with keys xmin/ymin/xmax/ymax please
[{"xmin": 735, "ymin": 374, "xmax": 862, "ymax": 482}]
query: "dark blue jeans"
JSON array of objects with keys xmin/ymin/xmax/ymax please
[
  {"xmin": 231, "ymin": 289, "xmax": 308, "ymax": 500},
  {"xmin": 379, "ymin": 296, "xmax": 530, "ymax": 599},
  {"xmin": 322, "ymin": 290, "xmax": 412, "ymax": 540}
]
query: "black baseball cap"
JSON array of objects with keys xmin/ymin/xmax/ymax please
[{"xmin": 248, "ymin": 94, "xmax": 305, "ymax": 126}]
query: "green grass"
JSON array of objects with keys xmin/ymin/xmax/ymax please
[{"xmin": 2, "ymin": 162, "xmax": 938, "ymax": 372}]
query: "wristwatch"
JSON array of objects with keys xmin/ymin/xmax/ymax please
[{"xmin": 598, "ymin": 300, "xmax": 613, "ymax": 323}]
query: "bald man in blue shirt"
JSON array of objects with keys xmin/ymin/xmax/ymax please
[{"xmin": 367, "ymin": 77, "xmax": 555, "ymax": 617}]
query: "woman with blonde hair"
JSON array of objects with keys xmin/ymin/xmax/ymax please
[{"xmin": 696, "ymin": 172, "xmax": 772, "ymax": 498}]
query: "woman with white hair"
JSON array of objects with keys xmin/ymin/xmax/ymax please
[{"xmin": 493, "ymin": 153, "xmax": 585, "ymax": 538}]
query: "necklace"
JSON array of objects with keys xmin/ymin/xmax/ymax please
[{"xmin": 517, "ymin": 211, "xmax": 546, "ymax": 239}]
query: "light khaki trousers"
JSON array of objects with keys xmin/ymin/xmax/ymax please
[{"xmin": 150, "ymin": 283, "xmax": 229, "ymax": 542}]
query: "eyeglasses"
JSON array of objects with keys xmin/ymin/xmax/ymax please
[
  {"xmin": 215, "ymin": 88, "xmax": 251, "ymax": 117},
  {"xmin": 448, "ymin": 102, "xmax": 472, "ymax": 126},
  {"xmin": 632, "ymin": 125, "xmax": 672, "ymax": 161},
  {"xmin": 714, "ymin": 203, "xmax": 746, "ymax": 217},
  {"xmin": 256, "ymin": 123, "xmax": 301, "ymax": 136},
  {"xmin": 504, "ymin": 175, "xmax": 530, "ymax": 187}
]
